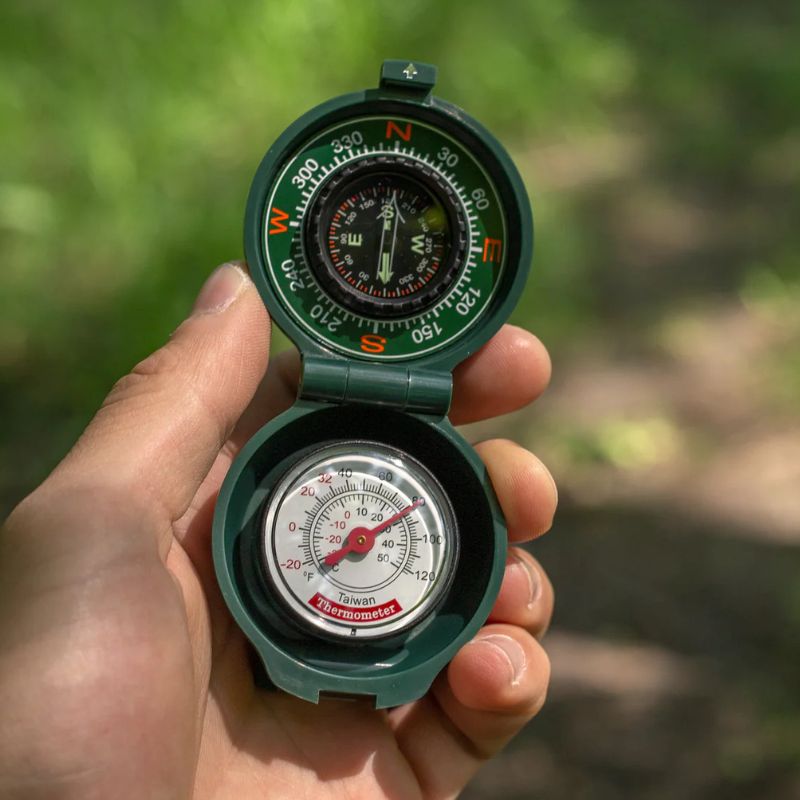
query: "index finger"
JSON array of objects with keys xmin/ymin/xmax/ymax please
[{"xmin": 450, "ymin": 324, "xmax": 551, "ymax": 425}]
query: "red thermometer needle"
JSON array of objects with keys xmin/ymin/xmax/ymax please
[{"xmin": 323, "ymin": 499, "xmax": 423, "ymax": 567}]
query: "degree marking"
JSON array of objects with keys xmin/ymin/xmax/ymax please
[{"xmin": 264, "ymin": 115, "xmax": 506, "ymax": 360}]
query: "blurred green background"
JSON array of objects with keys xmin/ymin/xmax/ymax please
[{"xmin": 2, "ymin": 1, "xmax": 799, "ymax": 797}]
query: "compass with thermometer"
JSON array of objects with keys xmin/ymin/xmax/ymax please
[{"xmin": 213, "ymin": 60, "xmax": 533, "ymax": 707}]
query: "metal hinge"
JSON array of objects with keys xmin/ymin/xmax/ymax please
[{"xmin": 299, "ymin": 355, "xmax": 452, "ymax": 418}]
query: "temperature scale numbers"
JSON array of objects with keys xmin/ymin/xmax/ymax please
[{"xmin": 262, "ymin": 442, "xmax": 456, "ymax": 640}]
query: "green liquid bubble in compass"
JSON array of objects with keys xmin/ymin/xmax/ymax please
[{"xmin": 212, "ymin": 60, "xmax": 534, "ymax": 708}]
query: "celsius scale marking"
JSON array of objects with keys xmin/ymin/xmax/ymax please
[{"xmin": 213, "ymin": 60, "xmax": 533, "ymax": 707}]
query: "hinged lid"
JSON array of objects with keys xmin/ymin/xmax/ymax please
[{"xmin": 244, "ymin": 59, "xmax": 533, "ymax": 392}]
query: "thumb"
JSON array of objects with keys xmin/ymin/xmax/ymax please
[{"xmin": 30, "ymin": 261, "xmax": 271, "ymax": 556}]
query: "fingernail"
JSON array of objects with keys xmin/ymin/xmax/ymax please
[
  {"xmin": 474, "ymin": 634, "xmax": 527, "ymax": 687},
  {"xmin": 543, "ymin": 464, "xmax": 559, "ymax": 508},
  {"xmin": 508, "ymin": 552, "xmax": 542, "ymax": 609},
  {"xmin": 192, "ymin": 263, "xmax": 249, "ymax": 315}
]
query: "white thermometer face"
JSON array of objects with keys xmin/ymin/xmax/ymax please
[{"xmin": 262, "ymin": 441, "xmax": 457, "ymax": 640}]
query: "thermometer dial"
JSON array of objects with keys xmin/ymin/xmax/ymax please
[{"xmin": 262, "ymin": 441, "xmax": 457, "ymax": 640}]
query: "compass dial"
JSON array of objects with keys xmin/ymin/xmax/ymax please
[
  {"xmin": 307, "ymin": 157, "xmax": 466, "ymax": 317},
  {"xmin": 259, "ymin": 114, "xmax": 510, "ymax": 361},
  {"xmin": 262, "ymin": 441, "xmax": 457, "ymax": 640}
]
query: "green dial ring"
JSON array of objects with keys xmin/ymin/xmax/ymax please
[
  {"xmin": 244, "ymin": 91, "xmax": 533, "ymax": 370},
  {"xmin": 262, "ymin": 114, "xmax": 504, "ymax": 360}
]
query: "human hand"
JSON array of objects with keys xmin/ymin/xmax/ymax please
[{"xmin": 0, "ymin": 262, "xmax": 557, "ymax": 800}]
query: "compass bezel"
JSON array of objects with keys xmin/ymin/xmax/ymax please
[{"xmin": 244, "ymin": 87, "xmax": 533, "ymax": 371}]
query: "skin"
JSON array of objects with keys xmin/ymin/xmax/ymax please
[{"xmin": 0, "ymin": 262, "xmax": 557, "ymax": 800}]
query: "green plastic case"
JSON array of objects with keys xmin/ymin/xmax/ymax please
[{"xmin": 212, "ymin": 60, "xmax": 534, "ymax": 708}]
